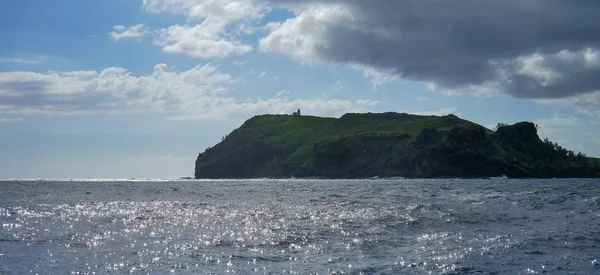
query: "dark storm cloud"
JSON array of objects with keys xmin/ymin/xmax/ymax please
[
  {"xmin": 267, "ymin": 0, "xmax": 600, "ymax": 98},
  {"xmin": 502, "ymin": 53, "xmax": 600, "ymax": 99}
]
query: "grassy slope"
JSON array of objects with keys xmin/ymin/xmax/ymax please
[
  {"xmin": 247, "ymin": 112, "xmax": 486, "ymax": 166},
  {"xmin": 245, "ymin": 115, "xmax": 335, "ymax": 165}
]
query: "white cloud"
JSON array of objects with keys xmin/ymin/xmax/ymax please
[
  {"xmin": 515, "ymin": 53, "xmax": 561, "ymax": 87},
  {"xmin": 109, "ymin": 24, "xmax": 150, "ymax": 41},
  {"xmin": 444, "ymin": 80, "xmax": 501, "ymax": 97},
  {"xmin": 0, "ymin": 64, "xmax": 232, "ymax": 115},
  {"xmin": 276, "ymin": 90, "xmax": 290, "ymax": 97},
  {"xmin": 143, "ymin": 0, "xmax": 267, "ymax": 58},
  {"xmin": 257, "ymin": 71, "xmax": 267, "ymax": 79},
  {"xmin": 259, "ymin": 3, "xmax": 354, "ymax": 62},
  {"xmin": 349, "ymin": 64, "xmax": 399, "ymax": 89},
  {"xmin": 0, "ymin": 64, "xmax": 374, "ymax": 119},
  {"xmin": 203, "ymin": 95, "xmax": 360, "ymax": 118},
  {"xmin": 153, "ymin": 20, "xmax": 252, "ymax": 58},
  {"xmin": 232, "ymin": 60, "xmax": 246, "ymax": 66},
  {"xmin": 237, "ymin": 21, "xmax": 282, "ymax": 36},
  {"xmin": 332, "ymin": 80, "xmax": 344, "ymax": 91},
  {"xmin": 0, "ymin": 117, "xmax": 23, "ymax": 123},
  {"xmin": 0, "ymin": 70, "xmax": 97, "ymax": 96},
  {"xmin": 167, "ymin": 95, "xmax": 369, "ymax": 120},
  {"xmin": 262, "ymin": 21, "xmax": 282, "ymax": 32},
  {"xmin": 143, "ymin": 0, "xmax": 267, "ymax": 22},
  {"xmin": 537, "ymin": 90, "xmax": 600, "ymax": 118},
  {"xmin": 58, "ymin": 71, "xmax": 99, "ymax": 78},
  {"xmin": 411, "ymin": 107, "xmax": 459, "ymax": 116},
  {"xmin": 356, "ymin": 99, "xmax": 378, "ymax": 106},
  {"xmin": 0, "ymin": 56, "xmax": 47, "ymax": 64}
]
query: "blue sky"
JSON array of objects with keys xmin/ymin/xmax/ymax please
[{"xmin": 1, "ymin": 0, "xmax": 599, "ymax": 178}]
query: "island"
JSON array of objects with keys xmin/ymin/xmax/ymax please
[{"xmin": 195, "ymin": 112, "xmax": 600, "ymax": 179}]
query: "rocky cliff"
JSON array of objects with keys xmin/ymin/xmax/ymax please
[{"xmin": 195, "ymin": 113, "xmax": 600, "ymax": 179}]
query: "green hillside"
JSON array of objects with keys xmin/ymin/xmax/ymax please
[
  {"xmin": 195, "ymin": 112, "xmax": 600, "ymax": 179},
  {"xmin": 241, "ymin": 113, "xmax": 482, "ymax": 166}
]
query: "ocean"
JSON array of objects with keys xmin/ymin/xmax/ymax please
[{"xmin": 1, "ymin": 179, "xmax": 599, "ymax": 274}]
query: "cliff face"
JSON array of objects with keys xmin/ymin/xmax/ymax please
[
  {"xmin": 194, "ymin": 113, "xmax": 600, "ymax": 179},
  {"xmin": 194, "ymin": 119, "xmax": 288, "ymax": 178}
]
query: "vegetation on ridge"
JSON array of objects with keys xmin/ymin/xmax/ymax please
[
  {"xmin": 241, "ymin": 113, "xmax": 482, "ymax": 166},
  {"xmin": 195, "ymin": 112, "xmax": 600, "ymax": 179}
]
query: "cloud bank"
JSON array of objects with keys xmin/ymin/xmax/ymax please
[
  {"xmin": 0, "ymin": 64, "xmax": 375, "ymax": 118},
  {"xmin": 258, "ymin": 0, "xmax": 600, "ymax": 111}
]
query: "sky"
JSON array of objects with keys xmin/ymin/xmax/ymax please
[{"xmin": 1, "ymin": 0, "xmax": 599, "ymax": 178}]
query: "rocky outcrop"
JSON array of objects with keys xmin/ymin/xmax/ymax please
[
  {"xmin": 194, "ymin": 113, "xmax": 600, "ymax": 179},
  {"xmin": 195, "ymin": 124, "xmax": 288, "ymax": 178}
]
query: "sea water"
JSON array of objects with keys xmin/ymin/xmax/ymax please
[{"xmin": 1, "ymin": 179, "xmax": 599, "ymax": 274}]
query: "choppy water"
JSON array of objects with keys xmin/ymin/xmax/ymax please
[{"xmin": 1, "ymin": 179, "xmax": 599, "ymax": 274}]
